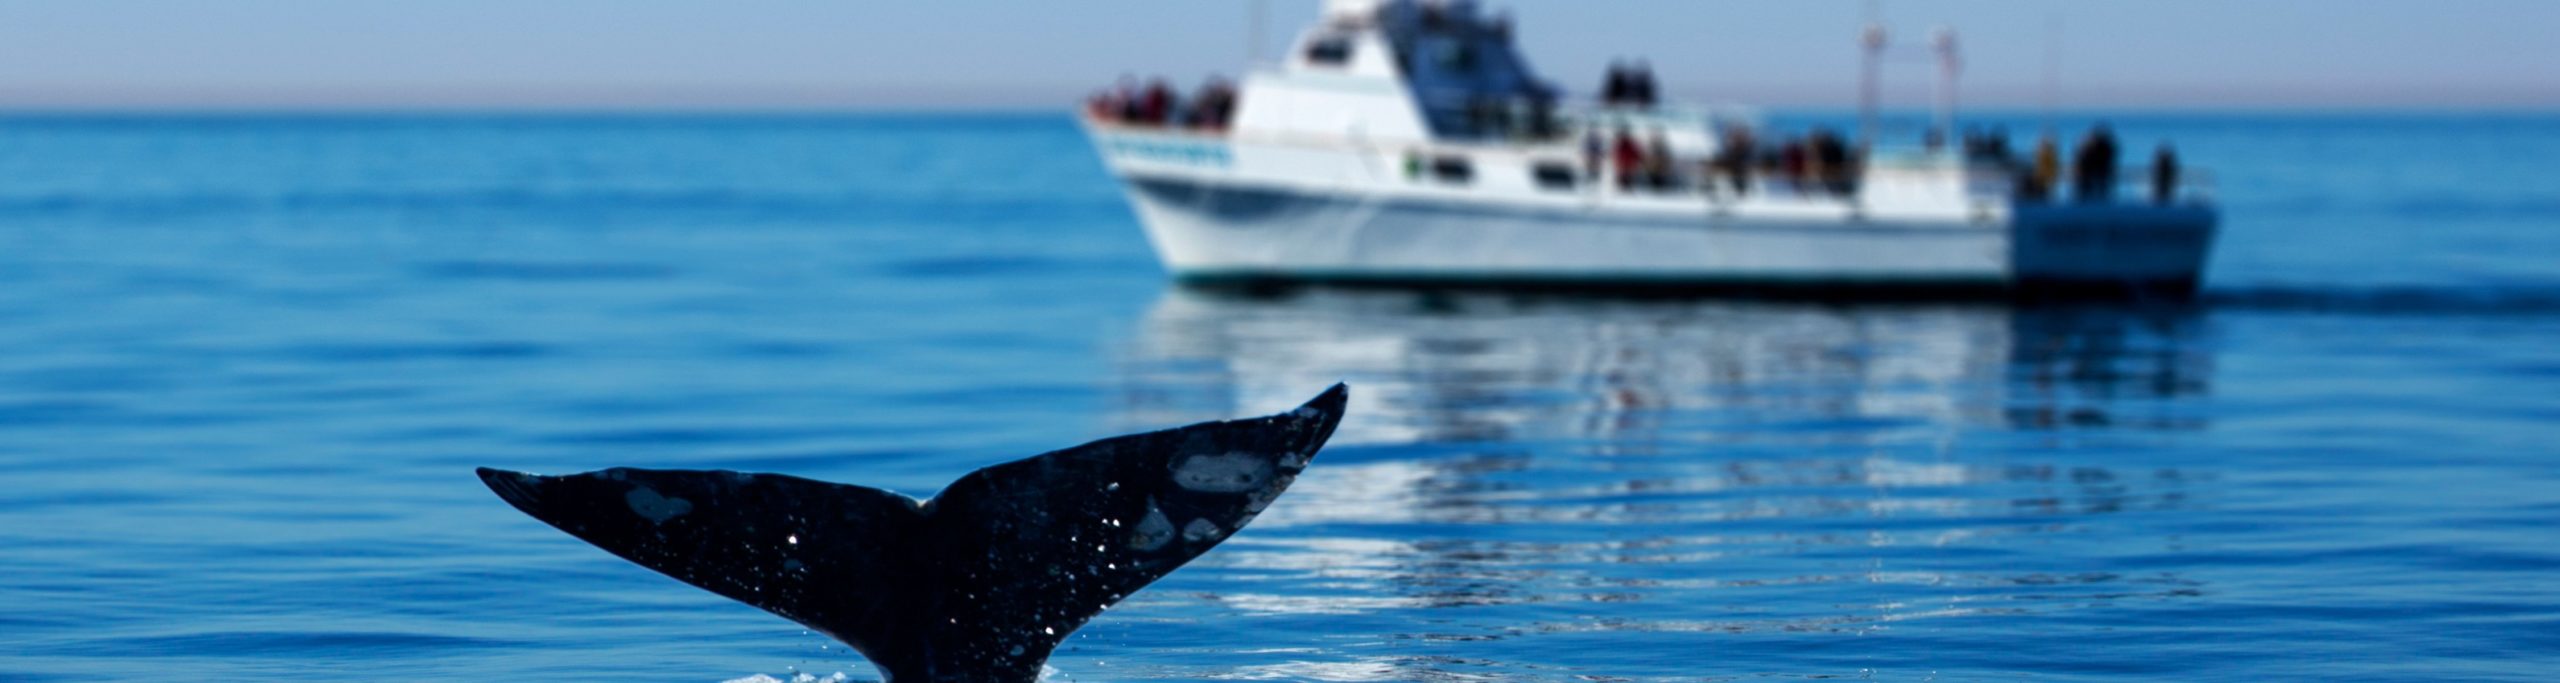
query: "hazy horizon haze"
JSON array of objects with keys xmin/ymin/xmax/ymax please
[{"xmin": 1, "ymin": 0, "xmax": 2554, "ymax": 110}]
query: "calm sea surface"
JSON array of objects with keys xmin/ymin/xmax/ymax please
[{"xmin": 1, "ymin": 112, "xmax": 2556, "ymax": 682}]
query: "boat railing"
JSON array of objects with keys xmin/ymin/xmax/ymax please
[
  {"xmin": 1587, "ymin": 160, "xmax": 1859, "ymax": 206},
  {"xmin": 1562, "ymin": 103, "xmax": 1761, "ymax": 136},
  {"xmin": 2022, "ymin": 165, "xmax": 2218, "ymax": 207},
  {"xmin": 1864, "ymin": 148, "xmax": 2218, "ymax": 207},
  {"xmin": 1083, "ymin": 112, "xmax": 1235, "ymax": 138},
  {"xmin": 1595, "ymin": 152, "xmax": 2216, "ymax": 209}
]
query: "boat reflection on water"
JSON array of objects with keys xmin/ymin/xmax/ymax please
[
  {"xmin": 1114, "ymin": 285, "xmax": 2213, "ymax": 444},
  {"xmin": 1098, "ymin": 286, "xmax": 2219, "ymax": 677}
]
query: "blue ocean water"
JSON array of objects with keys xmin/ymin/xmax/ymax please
[{"xmin": 0, "ymin": 111, "xmax": 2556, "ymax": 682}]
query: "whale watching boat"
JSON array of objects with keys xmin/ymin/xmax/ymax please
[{"xmin": 1082, "ymin": 0, "xmax": 2219, "ymax": 298}]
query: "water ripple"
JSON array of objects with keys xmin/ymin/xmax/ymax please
[{"xmin": 4, "ymin": 113, "xmax": 2557, "ymax": 682}]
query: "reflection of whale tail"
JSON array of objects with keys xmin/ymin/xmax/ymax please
[{"xmin": 477, "ymin": 384, "xmax": 1347, "ymax": 683}]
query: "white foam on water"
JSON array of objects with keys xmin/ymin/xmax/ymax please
[{"xmin": 718, "ymin": 673, "xmax": 852, "ymax": 683}]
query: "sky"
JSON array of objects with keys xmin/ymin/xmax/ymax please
[{"xmin": 0, "ymin": 0, "xmax": 2554, "ymax": 110}]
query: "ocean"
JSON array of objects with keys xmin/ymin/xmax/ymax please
[{"xmin": 0, "ymin": 111, "xmax": 2555, "ymax": 681}]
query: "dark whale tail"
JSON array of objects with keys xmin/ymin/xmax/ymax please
[{"xmin": 477, "ymin": 384, "xmax": 1347, "ymax": 683}]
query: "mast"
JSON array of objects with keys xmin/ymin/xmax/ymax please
[
  {"xmin": 1249, "ymin": 0, "xmax": 1271, "ymax": 66},
  {"xmin": 1858, "ymin": 0, "xmax": 1885, "ymax": 145},
  {"xmin": 2042, "ymin": 12, "xmax": 2062, "ymax": 133},
  {"xmin": 1932, "ymin": 26, "xmax": 1961, "ymax": 143},
  {"xmin": 1860, "ymin": 23, "xmax": 1886, "ymax": 145}
]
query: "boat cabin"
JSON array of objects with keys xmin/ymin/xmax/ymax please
[{"xmin": 1236, "ymin": 0, "xmax": 1556, "ymax": 143}]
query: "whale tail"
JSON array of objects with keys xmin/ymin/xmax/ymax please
[{"xmin": 477, "ymin": 384, "xmax": 1347, "ymax": 683}]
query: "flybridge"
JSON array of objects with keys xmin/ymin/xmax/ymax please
[
  {"xmin": 1089, "ymin": 0, "xmax": 1565, "ymax": 145},
  {"xmin": 1245, "ymin": 0, "xmax": 1555, "ymax": 143}
]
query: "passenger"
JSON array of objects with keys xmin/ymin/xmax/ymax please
[
  {"xmin": 1115, "ymin": 75, "xmax": 1143, "ymax": 122},
  {"xmin": 1803, "ymin": 136, "xmax": 1829, "ymax": 194},
  {"xmin": 1780, "ymin": 139, "xmax": 1809, "ymax": 192},
  {"xmin": 1483, "ymin": 97, "xmax": 1514, "ymax": 139},
  {"xmin": 1182, "ymin": 81, "xmax": 1203, "ymax": 128},
  {"xmin": 2074, "ymin": 123, "xmax": 2120, "ymax": 202},
  {"xmin": 1962, "ymin": 127, "xmax": 2002, "ymax": 162},
  {"xmin": 1646, "ymin": 129, "xmax": 1674, "ymax": 190},
  {"xmin": 2030, "ymin": 134, "xmax": 2061, "ymax": 201},
  {"xmin": 1613, "ymin": 127, "xmax": 1643, "ymax": 191},
  {"xmin": 1714, "ymin": 127, "xmax": 1755, "ymax": 194},
  {"xmin": 1812, "ymin": 129, "xmax": 1852, "ymax": 195},
  {"xmin": 2152, "ymin": 144, "xmax": 2181, "ymax": 205},
  {"xmin": 1141, "ymin": 78, "xmax": 1176, "ymax": 125},
  {"xmin": 1602, "ymin": 61, "xmax": 1629, "ymax": 107},
  {"xmin": 1985, "ymin": 127, "xmax": 2013, "ymax": 166},
  {"xmin": 1189, "ymin": 76, "xmax": 1237, "ymax": 130},
  {"xmin": 1216, "ymin": 77, "xmax": 1240, "ymax": 128},
  {"xmin": 1583, "ymin": 128, "xmax": 1606, "ymax": 181},
  {"xmin": 1087, "ymin": 90, "xmax": 1119, "ymax": 122},
  {"xmin": 1527, "ymin": 91, "xmax": 1559, "ymax": 139},
  {"xmin": 1631, "ymin": 60, "xmax": 1659, "ymax": 108}
]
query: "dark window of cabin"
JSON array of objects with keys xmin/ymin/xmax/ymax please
[
  {"xmin": 1532, "ymin": 162, "xmax": 1578, "ymax": 191},
  {"xmin": 1432, "ymin": 41, "xmax": 1479, "ymax": 73},
  {"xmin": 1431, "ymin": 156, "xmax": 1474, "ymax": 184},
  {"xmin": 1306, "ymin": 37, "xmax": 1355, "ymax": 67}
]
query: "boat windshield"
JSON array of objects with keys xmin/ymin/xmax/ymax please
[{"xmin": 1389, "ymin": 8, "xmax": 1558, "ymax": 141}]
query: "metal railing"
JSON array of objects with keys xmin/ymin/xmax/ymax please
[
  {"xmin": 1576, "ymin": 159, "xmax": 2215, "ymax": 208},
  {"xmin": 2021, "ymin": 166, "xmax": 2218, "ymax": 206}
]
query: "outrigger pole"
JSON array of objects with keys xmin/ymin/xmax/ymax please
[{"xmin": 1857, "ymin": 11, "xmax": 1965, "ymax": 146}]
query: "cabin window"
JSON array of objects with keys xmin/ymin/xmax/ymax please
[
  {"xmin": 1532, "ymin": 162, "xmax": 1578, "ymax": 191},
  {"xmin": 1430, "ymin": 156, "xmax": 1474, "ymax": 184},
  {"xmin": 1306, "ymin": 37, "xmax": 1355, "ymax": 67},
  {"xmin": 1432, "ymin": 41, "xmax": 1479, "ymax": 72}
]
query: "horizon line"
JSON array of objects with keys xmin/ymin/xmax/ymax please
[{"xmin": 1, "ymin": 83, "xmax": 2555, "ymax": 113}]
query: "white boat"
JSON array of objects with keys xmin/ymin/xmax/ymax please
[{"xmin": 1083, "ymin": 0, "xmax": 2219, "ymax": 298}]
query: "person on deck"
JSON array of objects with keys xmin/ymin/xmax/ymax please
[
  {"xmin": 1602, "ymin": 61, "xmax": 1628, "ymax": 106},
  {"xmin": 2153, "ymin": 144, "xmax": 2181, "ymax": 205},
  {"xmin": 1613, "ymin": 127, "xmax": 1643, "ymax": 191},
  {"xmin": 1087, "ymin": 90, "xmax": 1120, "ymax": 123},
  {"xmin": 1714, "ymin": 127, "xmax": 1755, "ymax": 195},
  {"xmin": 2030, "ymin": 134, "xmax": 2062, "ymax": 201},
  {"xmin": 1646, "ymin": 129, "xmax": 1675, "ymax": 190},
  {"xmin": 1140, "ymin": 78, "xmax": 1175, "ymax": 125},
  {"xmin": 1984, "ymin": 127, "xmax": 2014, "ymax": 166},
  {"xmin": 1583, "ymin": 129, "xmax": 1606, "ymax": 181},
  {"xmin": 1630, "ymin": 60, "xmax": 1659, "ymax": 108},
  {"xmin": 1189, "ymin": 76, "xmax": 1237, "ymax": 131},
  {"xmin": 2074, "ymin": 123, "xmax": 2120, "ymax": 203},
  {"xmin": 1114, "ymin": 75, "xmax": 1143, "ymax": 122},
  {"xmin": 1780, "ymin": 139, "xmax": 1809, "ymax": 193},
  {"xmin": 1811, "ymin": 129, "xmax": 1852, "ymax": 195}
]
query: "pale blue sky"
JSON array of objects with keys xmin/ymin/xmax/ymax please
[{"xmin": 1, "ymin": 0, "xmax": 2553, "ymax": 109}]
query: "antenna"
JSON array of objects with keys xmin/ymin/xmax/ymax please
[
  {"xmin": 1859, "ymin": 1, "xmax": 1886, "ymax": 145},
  {"xmin": 2042, "ymin": 12, "xmax": 2061, "ymax": 131},
  {"xmin": 1249, "ymin": 0, "xmax": 1271, "ymax": 66},
  {"xmin": 1932, "ymin": 26, "xmax": 1961, "ymax": 142}
]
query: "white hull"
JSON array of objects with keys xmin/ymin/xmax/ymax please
[{"xmin": 1097, "ymin": 128, "xmax": 2217, "ymax": 296}]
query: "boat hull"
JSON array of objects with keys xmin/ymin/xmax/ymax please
[
  {"xmin": 1119, "ymin": 175, "xmax": 2214, "ymax": 299},
  {"xmin": 1092, "ymin": 129, "xmax": 2216, "ymax": 300}
]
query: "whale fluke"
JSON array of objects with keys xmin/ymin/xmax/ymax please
[{"xmin": 477, "ymin": 384, "xmax": 1347, "ymax": 683}]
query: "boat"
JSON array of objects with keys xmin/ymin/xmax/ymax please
[{"xmin": 1081, "ymin": 0, "xmax": 2219, "ymax": 299}]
